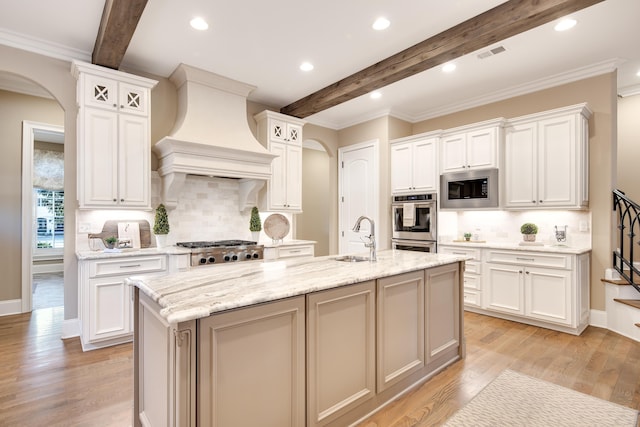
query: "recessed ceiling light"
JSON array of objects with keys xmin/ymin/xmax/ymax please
[
  {"xmin": 554, "ymin": 18, "xmax": 576, "ymax": 32},
  {"xmin": 300, "ymin": 62, "xmax": 314, "ymax": 72},
  {"xmin": 442, "ymin": 62, "xmax": 457, "ymax": 73},
  {"xmin": 372, "ymin": 17, "xmax": 390, "ymax": 31},
  {"xmin": 190, "ymin": 17, "xmax": 209, "ymax": 31},
  {"xmin": 370, "ymin": 91, "xmax": 382, "ymax": 99}
]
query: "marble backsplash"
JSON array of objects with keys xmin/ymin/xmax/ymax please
[
  {"xmin": 76, "ymin": 174, "xmax": 292, "ymax": 250},
  {"xmin": 438, "ymin": 209, "xmax": 592, "ymax": 247}
]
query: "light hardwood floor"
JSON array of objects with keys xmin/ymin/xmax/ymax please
[{"xmin": 0, "ymin": 309, "xmax": 638, "ymax": 426}]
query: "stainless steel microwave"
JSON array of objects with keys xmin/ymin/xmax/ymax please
[{"xmin": 440, "ymin": 168, "xmax": 499, "ymax": 209}]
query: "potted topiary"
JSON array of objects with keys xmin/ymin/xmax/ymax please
[
  {"xmin": 153, "ymin": 204, "xmax": 170, "ymax": 248},
  {"xmin": 249, "ymin": 206, "xmax": 261, "ymax": 242},
  {"xmin": 520, "ymin": 223, "xmax": 538, "ymax": 242},
  {"xmin": 463, "ymin": 232, "xmax": 472, "ymax": 242}
]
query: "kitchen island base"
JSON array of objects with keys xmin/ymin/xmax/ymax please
[{"xmin": 131, "ymin": 252, "xmax": 465, "ymax": 426}]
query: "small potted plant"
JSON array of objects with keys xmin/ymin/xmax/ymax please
[
  {"xmin": 153, "ymin": 204, "xmax": 170, "ymax": 248},
  {"xmin": 104, "ymin": 236, "xmax": 118, "ymax": 249},
  {"xmin": 520, "ymin": 223, "xmax": 538, "ymax": 242},
  {"xmin": 249, "ymin": 206, "xmax": 262, "ymax": 242},
  {"xmin": 463, "ymin": 232, "xmax": 472, "ymax": 242}
]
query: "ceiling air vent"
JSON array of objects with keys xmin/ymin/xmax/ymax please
[{"xmin": 477, "ymin": 45, "xmax": 506, "ymax": 59}]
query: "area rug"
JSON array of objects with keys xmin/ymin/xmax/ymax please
[{"xmin": 444, "ymin": 369, "xmax": 639, "ymax": 426}]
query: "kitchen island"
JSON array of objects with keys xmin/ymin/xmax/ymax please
[{"xmin": 127, "ymin": 249, "xmax": 467, "ymax": 427}]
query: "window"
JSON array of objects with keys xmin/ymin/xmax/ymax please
[{"xmin": 34, "ymin": 189, "xmax": 64, "ymax": 250}]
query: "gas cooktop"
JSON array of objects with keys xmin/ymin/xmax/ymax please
[
  {"xmin": 176, "ymin": 240, "xmax": 257, "ymax": 249},
  {"xmin": 176, "ymin": 240, "xmax": 263, "ymax": 266}
]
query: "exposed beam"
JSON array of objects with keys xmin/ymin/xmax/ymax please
[
  {"xmin": 92, "ymin": 0, "xmax": 148, "ymax": 69},
  {"xmin": 280, "ymin": 0, "xmax": 605, "ymax": 118}
]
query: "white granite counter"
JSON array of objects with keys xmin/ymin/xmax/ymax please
[
  {"xmin": 76, "ymin": 246, "xmax": 192, "ymax": 260},
  {"xmin": 127, "ymin": 249, "xmax": 466, "ymax": 324},
  {"xmin": 439, "ymin": 241, "xmax": 591, "ymax": 255}
]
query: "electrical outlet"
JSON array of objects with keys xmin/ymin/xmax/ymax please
[
  {"xmin": 78, "ymin": 222, "xmax": 92, "ymax": 233},
  {"xmin": 579, "ymin": 221, "xmax": 588, "ymax": 232}
]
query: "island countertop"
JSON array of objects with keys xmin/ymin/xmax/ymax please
[{"xmin": 126, "ymin": 249, "xmax": 466, "ymax": 324}]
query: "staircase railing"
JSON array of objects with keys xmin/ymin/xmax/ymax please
[{"xmin": 613, "ymin": 189, "xmax": 640, "ymax": 293}]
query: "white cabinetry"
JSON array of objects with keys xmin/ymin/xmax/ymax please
[
  {"xmin": 390, "ymin": 132, "xmax": 440, "ymax": 194},
  {"xmin": 72, "ymin": 61, "xmax": 157, "ymax": 209},
  {"xmin": 255, "ymin": 110, "xmax": 306, "ymax": 212},
  {"xmin": 440, "ymin": 119, "xmax": 504, "ymax": 173},
  {"xmin": 439, "ymin": 245, "xmax": 482, "ymax": 308},
  {"xmin": 263, "ymin": 241, "xmax": 315, "ymax": 260},
  {"xmin": 504, "ymin": 104, "xmax": 591, "ymax": 209},
  {"xmin": 483, "ymin": 249, "xmax": 590, "ymax": 334},
  {"xmin": 78, "ymin": 254, "xmax": 167, "ymax": 351}
]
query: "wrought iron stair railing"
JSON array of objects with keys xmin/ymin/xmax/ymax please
[{"xmin": 613, "ymin": 189, "xmax": 640, "ymax": 294}]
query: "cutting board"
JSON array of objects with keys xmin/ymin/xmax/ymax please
[{"xmin": 88, "ymin": 220, "xmax": 152, "ymax": 248}]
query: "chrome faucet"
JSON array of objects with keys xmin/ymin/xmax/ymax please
[{"xmin": 352, "ymin": 215, "xmax": 376, "ymax": 261}]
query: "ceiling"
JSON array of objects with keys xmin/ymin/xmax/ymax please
[{"xmin": 0, "ymin": 0, "xmax": 639, "ymax": 129}]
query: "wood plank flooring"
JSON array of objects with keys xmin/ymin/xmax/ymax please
[{"xmin": 0, "ymin": 309, "xmax": 638, "ymax": 426}]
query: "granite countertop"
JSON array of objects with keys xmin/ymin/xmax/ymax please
[
  {"xmin": 262, "ymin": 239, "xmax": 316, "ymax": 248},
  {"xmin": 439, "ymin": 241, "xmax": 591, "ymax": 255},
  {"xmin": 76, "ymin": 246, "xmax": 192, "ymax": 260},
  {"xmin": 126, "ymin": 249, "xmax": 467, "ymax": 324}
]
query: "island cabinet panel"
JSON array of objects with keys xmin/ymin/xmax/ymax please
[
  {"xmin": 136, "ymin": 292, "xmax": 196, "ymax": 427},
  {"xmin": 198, "ymin": 296, "xmax": 306, "ymax": 427},
  {"xmin": 377, "ymin": 271, "xmax": 425, "ymax": 392},
  {"xmin": 425, "ymin": 263, "xmax": 461, "ymax": 366},
  {"xmin": 307, "ymin": 280, "xmax": 376, "ymax": 426}
]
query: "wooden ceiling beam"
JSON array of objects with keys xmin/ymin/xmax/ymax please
[
  {"xmin": 92, "ymin": 0, "xmax": 148, "ymax": 69},
  {"xmin": 280, "ymin": 0, "xmax": 605, "ymax": 118}
]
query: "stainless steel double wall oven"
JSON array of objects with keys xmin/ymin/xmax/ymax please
[{"xmin": 391, "ymin": 193, "xmax": 437, "ymax": 252}]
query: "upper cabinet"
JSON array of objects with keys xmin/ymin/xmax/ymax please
[
  {"xmin": 504, "ymin": 104, "xmax": 591, "ymax": 209},
  {"xmin": 440, "ymin": 118, "xmax": 504, "ymax": 173},
  {"xmin": 254, "ymin": 110, "xmax": 306, "ymax": 212},
  {"xmin": 72, "ymin": 61, "xmax": 157, "ymax": 209},
  {"xmin": 391, "ymin": 131, "xmax": 440, "ymax": 194}
]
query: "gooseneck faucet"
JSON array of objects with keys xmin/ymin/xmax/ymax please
[{"xmin": 352, "ymin": 215, "xmax": 376, "ymax": 261}]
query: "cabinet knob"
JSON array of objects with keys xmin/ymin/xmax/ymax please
[
  {"xmin": 113, "ymin": 198, "xmax": 117, "ymax": 202},
  {"xmin": 112, "ymin": 103, "xmax": 117, "ymax": 108},
  {"xmin": 120, "ymin": 198, "xmax": 125, "ymax": 202},
  {"xmin": 519, "ymin": 270, "xmax": 523, "ymax": 274},
  {"xmin": 120, "ymin": 105, "xmax": 124, "ymax": 109},
  {"xmin": 539, "ymin": 200, "xmax": 543, "ymax": 203},
  {"xmin": 532, "ymin": 200, "xmax": 536, "ymax": 204},
  {"xmin": 526, "ymin": 271, "xmax": 530, "ymax": 275}
]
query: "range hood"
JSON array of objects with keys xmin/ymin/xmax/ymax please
[{"xmin": 153, "ymin": 64, "xmax": 276, "ymax": 210}]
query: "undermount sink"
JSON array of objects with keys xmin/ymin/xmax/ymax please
[{"xmin": 333, "ymin": 255, "xmax": 369, "ymax": 263}]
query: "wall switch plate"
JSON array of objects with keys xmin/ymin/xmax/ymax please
[
  {"xmin": 78, "ymin": 222, "xmax": 91, "ymax": 233},
  {"xmin": 579, "ymin": 221, "xmax": 589, "ymax": 232}
]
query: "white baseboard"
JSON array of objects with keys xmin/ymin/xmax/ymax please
[
  {"xmin": 0, "ymin": 299, "xmax": 22, "ymax": 316},
  {"xmin": 589, "ymin": 309, "xmax": 607, "ymax": 328},
  {"xmin": 32, "ymin": 263, "xmax": 64, "ymax": 274},
  {"xmin": 61, "ymin": 318, "xmax": 80, "ymax": 339}
]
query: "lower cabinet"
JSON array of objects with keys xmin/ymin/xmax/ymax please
[
  {"xmin": 307, "ymin": 281, "xmax": 376, "ymax": 426},
  {"xmin": 78, "ymin": 254, "xmax": 167, "ymax": 351},
  {"xmin": 198, "ymin": 297, "xmax": 306, "ymax": 427},
  {"xmin": 425, "ymin": 263, "xmax": 461, "ymax": 366},
  {"xmin": 264, "ymin": 242, "xmax": 316, "ymax": 260},
  {"xmin": 483, "ymin": 250, "xmax": 590, "ymax": 333}
]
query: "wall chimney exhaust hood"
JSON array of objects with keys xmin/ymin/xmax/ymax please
[{"xmin": 153, "ymin": 64, "xmax": 276, "ymax": 210}]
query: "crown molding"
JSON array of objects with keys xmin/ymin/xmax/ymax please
[
  {"xmin": 0, "ymin": 28, "xmax": 90, "ymax": 63},
  {"xmin": 618, "ymin": 84, "xmax": 640, "ymax": 98}
]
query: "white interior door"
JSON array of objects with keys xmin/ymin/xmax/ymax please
[{"xmin": 339, "ymin": 140, "xmax": 378, "ymax": 254}]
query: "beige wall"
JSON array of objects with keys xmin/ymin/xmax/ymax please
[
  {"xmin": 617, "ymin": 94, "xmax": 640, "ymax": 201},
  {"xmin": 0, "ymin": 44, "xmax": 77, "ymax": 319},
  {"xmin": 297, "ymin": 148, "xmax": 331, "ymax": 256},
  {"xmin": 0, "ymin": 89, "xmax": 63, "ymax": 301},
  {"xmin": 412, "ymin": 73, "xmax": 617, "ymax": 311}
]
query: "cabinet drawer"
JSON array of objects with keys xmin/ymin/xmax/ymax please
[
  {"xmin": 463, "ymin": 290, "xmax": 481, "ymax": 307},
  {"xmin": 277, "ymin": 245, "xmax": 314, "ymax": 259},
  {"xmin": 439, "ymin": 246, "xmax": 481, "ymax": 261},
  {"xmin": 463, "ymin": 273, "xmax": 481, "ymax": 291},
  {"xmin": 464, "ymin": 260, "xmax": 481, "ymax": 275},
  {"xmin": 90, "ymin": 255, "xmax": 167, "ymax": 278},
  {"xmin": 486, "ymin": 250, "xmax": 570, "ymax": 269}
]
